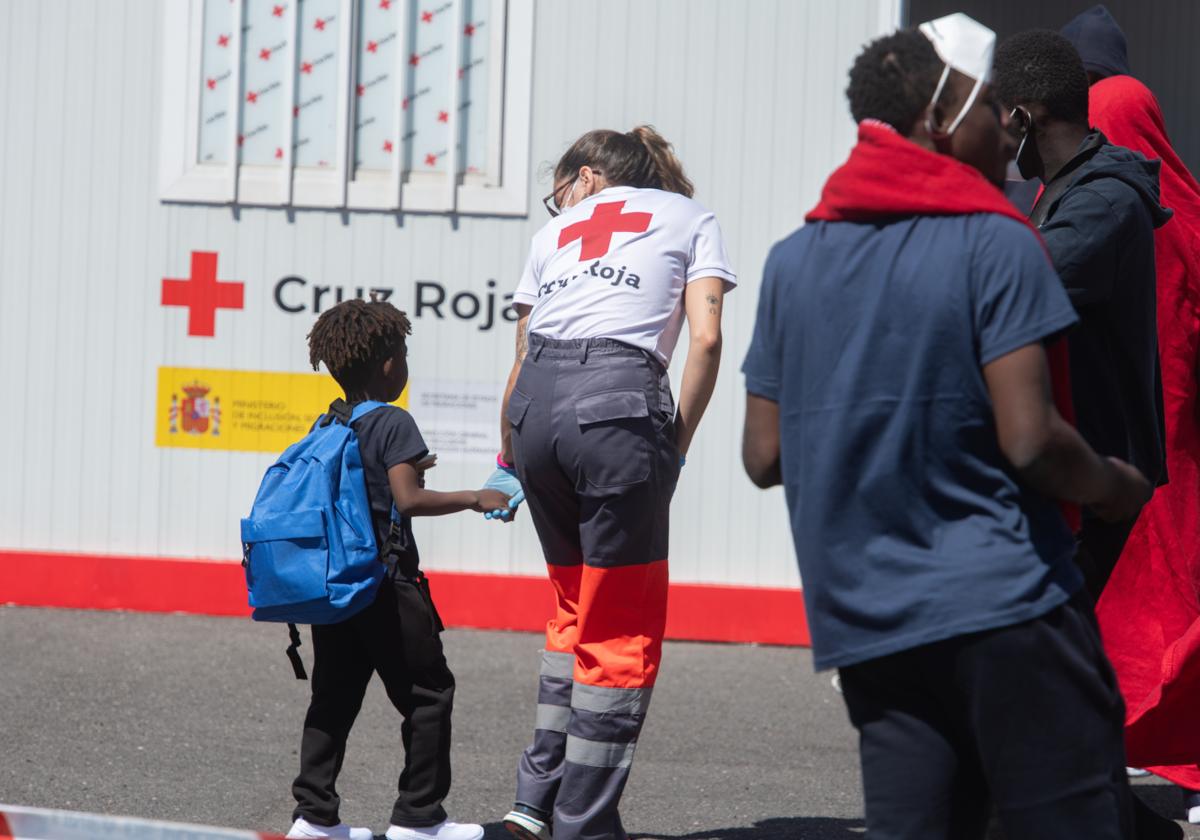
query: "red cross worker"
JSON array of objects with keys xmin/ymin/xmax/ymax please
[{"xmin": 487, "ymin": 127, "xmax": 737, "ymax": 840}]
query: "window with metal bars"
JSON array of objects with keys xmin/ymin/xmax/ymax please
[{"xmin": 159, "ymin": 0, "xmax": 532, "ymax": 214}]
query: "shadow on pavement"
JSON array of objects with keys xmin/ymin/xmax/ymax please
[
  {"xmin": 477, "ymin": 817, "xmax": 865, "ymax": 839},
  {"xmin": 1135, "ymin": 782, "xmax": 1186, "ymax": 819},
  {"xmin": 631, "ymin": 816, "xmax": 866, "ymax": 839}
]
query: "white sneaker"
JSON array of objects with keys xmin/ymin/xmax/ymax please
[
  {"xmin": 386, "ymin": 821, "xmax": 484, "ymax": 840},
  {"xmin": 286, "ymin": 817, "xmax": 375, "ymax": 840},
  {"xmin": 1127, "ymin": 766, "xmax": 1152, "ymax": 777},
  {"xmin": 1184, "ymin": 789, "xmax": 1200, "ymax": 824}
]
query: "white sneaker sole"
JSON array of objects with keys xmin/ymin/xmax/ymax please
[
  {"xmin": 286, "ymin": 825, "xmax": 373, "ymax": 840},
  {"xmin": 503, "ymin": 810, "xmax": 552, "ymax": 840},
  {"xmin": 387, "ymin": 826, "xmax": 483, "ymax": 840}
]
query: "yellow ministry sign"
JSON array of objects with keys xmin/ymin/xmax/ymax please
[{"xmin": 156, "ymin": 367, "xmax": 408, "ymax": 453}]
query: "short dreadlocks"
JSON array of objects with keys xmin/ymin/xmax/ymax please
[{"xmin": 308, "ymin": 299, "xmax": 412, "ymax": 392}]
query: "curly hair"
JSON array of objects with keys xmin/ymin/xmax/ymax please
[
  {"xmin": 993, "ymin": 30, "xmax": 1090, "ymax": 124},
  {"xmin": 307, "ymin": 299, "xmax": 412, "ymax": 392},
  {"xmin": 846, "ymin": 28, "xmax": 945, "ymax": 135}
]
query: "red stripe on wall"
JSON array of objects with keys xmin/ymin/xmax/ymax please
[{"xmin": 0, "ymin": 551, "xmax": 809, "ymax": 646}]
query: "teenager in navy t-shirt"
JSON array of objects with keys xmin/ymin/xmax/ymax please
[
  {"xmin": 746, "ymin": 211, "xmax": 1081, "ymax": 669},
  {"xmin": 742, "ymin": 20, "xmax": 1151, "ymax": 839}
]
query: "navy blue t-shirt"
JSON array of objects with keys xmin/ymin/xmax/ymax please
[
  {"xmin": 349, "ymin": 404, "xmax": 428, "ymax": 563},
  {"xmin": 743, "ymin": 213, "xmax": 1082, "ymax": 670}
]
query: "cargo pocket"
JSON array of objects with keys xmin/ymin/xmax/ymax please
[
  {"xmin": 575, "ymin": 389, "xmax": 653, "ymax": 488},
  {"xmin": 653, "ymin": 376, "xmax": 678, "ymax": 439},
  {"xmin": 390, "ymin": 569, "xmax": 448, "ymax": 675},
  {"xmin": 507, "ymin": 388, "xmax": 533, "ymax": 430}
]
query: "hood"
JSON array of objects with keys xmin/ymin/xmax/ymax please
[
  {"xmin": 1076, "ymin": 141, "xmax": 1173, "ymax": 228},
  {"xmin": 806, "ymin": 121, "xmax": 1029, "ymax": 226},
  {"xmin": 1061, "ymin": 5, "xmax": 1132, "ymax": 78},
  {"xmin": 1090, "ymin": 75, "xmax": 1200, "ymax": 205}
]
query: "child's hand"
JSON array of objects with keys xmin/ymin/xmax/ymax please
[{"xmin": 474, "ymin": 489, "xmax": 512, "ymax": 516}]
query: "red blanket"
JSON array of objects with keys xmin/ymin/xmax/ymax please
[
  {"xmin": 808, "ymin": 121, "xmax": 1079, "ymax": 529},
  {"xmin": 1090, "ymin": 76, "xmax": 1200, "ymax": 782}
]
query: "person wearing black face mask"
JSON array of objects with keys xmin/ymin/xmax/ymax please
[
  {"xmin": 994, "ymin": 30, "xmax": 1172, "ymax": 605},
  {"xmin": 1002, "ymin": 105, "xmax": 1044, "ymax": 214},
  {"xmin": 1064, "ymin": 4, "xmax": 1200, "ymax": 826},
  {"xmin": 995, "ymin": 36, "xmax": 1187, "ymax": 840},
  {"xmin": 1005, "ymin": 5, "xmax": 1133, "ymax": 215}
]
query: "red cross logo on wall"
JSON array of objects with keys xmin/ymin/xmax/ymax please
[
  {"xmin": 557, "ymin": 201, "xmax": 653, "ymax": 260},
  {"xmin": 161, "ymin": 251, "xmax": 244, "ymax": 338}
]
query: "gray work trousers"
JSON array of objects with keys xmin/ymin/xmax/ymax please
[{"xmin": 508, "ymin": 334, "xmax": 681, "ymax": 840}]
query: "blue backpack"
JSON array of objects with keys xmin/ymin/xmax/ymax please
[{"xmin": 241, "ymin": 399, "xmax": 388, "ymax": 677}]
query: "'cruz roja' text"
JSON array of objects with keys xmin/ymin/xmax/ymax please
[
  {"xmin": 538, "ymin": 260, "xmax": 642, "ymax": 298},
  {"xmin": 274, "ymin": 276, "xmax": 518, "ymax": 331}
]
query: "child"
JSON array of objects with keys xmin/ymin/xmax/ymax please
[{"xmin": 287, "ymin": 299, "xmax": 509, "ymax": 840}]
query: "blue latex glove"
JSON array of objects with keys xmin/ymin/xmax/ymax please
[{"xmin": 483, "ymin": 465, "xmax": 525, "ymax": 520}]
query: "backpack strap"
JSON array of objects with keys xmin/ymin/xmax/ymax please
[
  {"xmin": 318, "ymin": 399, "xmax": 389, "ymax": 428},
  {"xmin": 319, "ymin": 398, "xmax": 352, "ymax": 428},
  {"xmin": 350, "ymin": 400, "xmax": 389, "ymax": 422},
  {"xmin": 286, "ymin": 623, "xmax": 308, "ymax": 680}
]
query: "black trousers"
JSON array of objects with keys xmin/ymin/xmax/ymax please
[
  {"xmin": 839, "ymin": 593, "xmax": 1133, "ymax": 840},
  {"xmin": 1077, "ymin": 516, "xmax": 1138, "ymax": 601},
  {"xmin": 292, "ymin": 566, "xmax": 455, "ymax": 828}
]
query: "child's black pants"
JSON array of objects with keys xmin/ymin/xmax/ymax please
[
  {"xmin": 292, "ymin": 565, "xmax": 455, "ymax": 829},
  {"xmin": 839, "ymin": 592, "xmax": 1133, "ymax": 840}
]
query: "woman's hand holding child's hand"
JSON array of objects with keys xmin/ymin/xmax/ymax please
[
  {"xmin": 473, "ymin": 489, "xmax": 513, "ymax": 517},
  {"xmin": 482, "ymin": 464, "xmax": 525, "ymax": 521}
]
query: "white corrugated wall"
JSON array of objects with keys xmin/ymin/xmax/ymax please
[{"xmin": 0, "ymin": 0, "xmax": 901, "ymax": 589}]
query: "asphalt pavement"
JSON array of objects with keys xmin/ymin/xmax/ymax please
[{"xmin": 0, "ymin": 605, "xmax": 1194, "ymax": 839}]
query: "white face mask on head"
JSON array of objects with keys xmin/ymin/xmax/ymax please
[{"xmin": 919, "ymin": 13, "xmax": 996, "ymax": 136}]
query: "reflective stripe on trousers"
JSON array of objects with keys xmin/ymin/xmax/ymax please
[{"xmin": 516, "ymin": 563, "xmax": 668, "ymax": 840}]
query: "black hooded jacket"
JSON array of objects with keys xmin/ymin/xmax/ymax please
[
  {"xmin": 1033, "ymin": 132, "xmax": 1172, "ymax": 486},
  {"xmin": 1061, "ymin": 5, "xmax": 1132, "ymax": 79}
]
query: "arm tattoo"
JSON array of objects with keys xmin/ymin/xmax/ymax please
[
  {"xmin": 706, "ymin": 293, "xmax": 720, "ymax": 315},
  {"xmin": 516, "ymin": 321, "xmax": 529, "ymax": 361}
]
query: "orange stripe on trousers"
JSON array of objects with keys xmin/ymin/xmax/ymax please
[{"xmin": 545, "ymin": 560, "xmax": 669, "ymax": 689}]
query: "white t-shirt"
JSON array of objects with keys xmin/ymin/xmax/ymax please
[{"xmin": 512, "ymin": 186, "xmax": 736, "ymax": 365}]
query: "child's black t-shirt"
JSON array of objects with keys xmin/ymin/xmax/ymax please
[{"xmin": 349, "ymin": 404, "xmax": 429, "ymax": 567}]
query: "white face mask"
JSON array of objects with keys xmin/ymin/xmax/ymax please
[
  {"xmin": 926, "ymin": 64, "xmax": 985, "ymax": 136},
  {"xmin": 919, "ymin": 13, "xmax": 996, "ymax": 137},
  {"xmin": 558, "ymin": 176, "xmax": 581, "ymax": 212}
]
